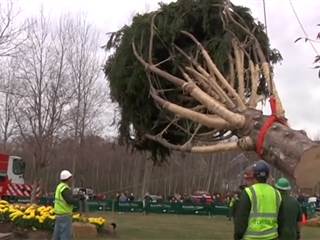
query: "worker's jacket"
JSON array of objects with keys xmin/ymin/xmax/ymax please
[
  {"xmin": 243, "ymin": 183, "xmax": 281, "ymax": 240},
  {"xmin": 54, "ymin": 182, "xmax": 73, "ymax": 215}
]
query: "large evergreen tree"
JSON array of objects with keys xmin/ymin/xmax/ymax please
[{"xmin": 104, "ymin": 0, "xmax": 320, "ymax": 190}]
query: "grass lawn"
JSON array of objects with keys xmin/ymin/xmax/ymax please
[{"xmin": 95, "ymin": 213, "xmax": 320, "ymax": 240}]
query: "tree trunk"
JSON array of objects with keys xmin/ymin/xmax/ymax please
[
  {"xmin": 30, "ymin": 180, "xmax": 38, "ymax": 203},
  {"xmin": 206, "ymin": 155, "xmax": 214, "ymax": 192},
  {"xmin": 141, "ymin": 159, "xmax": 151, "ymax": 197},
  {"xmin": 30, "ymin": 154, "xmax": 38, "ymax": 203},
  {"xmin": 132, "ymin": 157, "xmax": 140, "ymax": 197},
  {"xmin": 240, "ymin": 109, "xmax": 320, "ymax": 189}
]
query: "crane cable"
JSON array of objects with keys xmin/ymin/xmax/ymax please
[{"xmin": 262, "ymin": 0, "xmax": 268, "ymax": 37}]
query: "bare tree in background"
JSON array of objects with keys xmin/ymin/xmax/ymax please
[
  {"xmin": 13, "ymin": 12, "xmax": 73, "ymax": 200},
  {"xmin": 64, "ymin": 15, "xmax": 106, "ymax": 186},
  {"xmin": 0, "ymin": 0, "xmax": 29, "ymax": 151},
  {"xmin": 0, "ymin": 60, "xmax": 19, "ymax": 151},
  {"xmin": 0, "ymin": 0, "xmax": 28, "ymax": 57}
]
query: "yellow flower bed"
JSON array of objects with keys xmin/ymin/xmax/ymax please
[{"xmin": 0, "ymin": 200, "xmax": 107, "ymax": 231}]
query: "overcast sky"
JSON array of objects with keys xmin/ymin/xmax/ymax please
[{"xmin": 18, "ymin": 0, "xmax": 320, "ymax": 138}]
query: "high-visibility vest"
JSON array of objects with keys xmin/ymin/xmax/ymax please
[
  {"xmin": 229, "ymin": 198, "xmax": 234, "ymax": 207},
  {"xmin": 229, "ymin": 197, "xmax": 236, "ymax": 207},
  {"xmin": 243, "ymin": 183, "xmax": 281, "ymax": 240},
  {"xmin": 54, "ymin": 182, "xmax": 73, "ymax": 215}
]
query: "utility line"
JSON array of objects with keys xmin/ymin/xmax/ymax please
[{"xmin": 288, "ymin": 0, "xmax": 319, "ymax": 55}]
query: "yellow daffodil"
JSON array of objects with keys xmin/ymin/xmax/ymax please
[
  {"xmin": 72, "ymin": 213, "xmax": 81, "ymax": 220},
  {"xmin": 0, "ymin": 200, "xmax": 9, "ymax": 205},
  {"xmin": 37, "ymin": 206, "xmax": 46, "ymax": 212},
  {"xmin": 22, "ymin": 214, "xmax": 34, "ymax": 220},
  {"xmin": 87, "ymin": 217, "xmax": 106, "ymax": 226},
  {"xmin": 9, "ymin": 210, "xmax": 23, "ymax": 221}
]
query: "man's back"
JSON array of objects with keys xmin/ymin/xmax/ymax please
[
  {"xmin": 278, "ymin": 194, "xmax": 302, "ymax": 240},
  {"xmin": 234, "ymin": 183, "xmax": 280, "ymax": 240}
]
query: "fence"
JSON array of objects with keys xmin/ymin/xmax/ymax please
[{"xmin": 77, "ymin": 200, "xmax": 229, "ymax": 216}]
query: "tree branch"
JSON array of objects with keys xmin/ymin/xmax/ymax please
[
  {"xmin": 228, "ymin": 54, "xmax": 236, "ymax": 88},
  {"xmin": 183, "ymin": 69, "xmax": 222, "ymax": 101},
  {"xmin": 148, "ymin": 12, "xmax": 159, "ymax": 64},
  {"xmin": 248, "ymin": 60, "xmax": 259, "ymax": 107},
  {"xmin": 185, "ymin": 67, "xmax": 236, "ymax": 109},
  {"xmin": 232, "ymin": 40, "xmax": 245, "ymax": 101},
  {"xmin": 270, "ymin": 78, "xmax": 285, "ymax": 117},
  {"xmin": 145, "ymin": 133, "xmax": 240, "ymax": 153},
  {"xmin": 151, "ymin": 92, "xmax": 233, "ymax": 130},
  {"xmin": 158, "ymin": 116, "xmax": 180, "ymax": 136}
]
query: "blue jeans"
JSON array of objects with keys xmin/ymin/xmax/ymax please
[{"xmin": 53, "ymin": 215, "xmax": 72, "ymax": 240}]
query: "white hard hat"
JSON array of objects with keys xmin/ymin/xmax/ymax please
[{"xmin": 60, "ymin": 170, "xmax": 72, "ymax": 180}]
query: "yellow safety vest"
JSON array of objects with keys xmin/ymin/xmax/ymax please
[
  {"xmin": 229, "ymin": 198, "xmax": 235, "ymax": 207},
  {"xmin": 54, "ymin": 182, "xmax": 73, "ymax": 215},
  {"xmin": 243, "ymin": 183, "xmax": 281, "ymax": 240}
]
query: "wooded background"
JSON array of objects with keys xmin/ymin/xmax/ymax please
[{"xmin": 5, "ymin": 134, "xmax": 286, "ymax": 198}]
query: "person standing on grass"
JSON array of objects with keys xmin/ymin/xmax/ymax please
[
  {"xmin": 275, "ymin": 177, "xmax": 302, "ymax": 240},
  {"xmin": 53, "ymin": 170, "xmax": 78, "ymax": 240}
]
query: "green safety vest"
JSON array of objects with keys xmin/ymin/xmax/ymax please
[
  {"xmin": 243, "ymin": 183, "xmax": 281, "ymax": 240},
  {"xmin": 229, "ymin": 198, "xmax": 235, "ymax": 207},
  {"xmin": 54, "ymin": 182, "xmax": 73, "ymax": 215}
]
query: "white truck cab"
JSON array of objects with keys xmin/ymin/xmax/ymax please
[{"xmin": 7, "ymin": 156, "xmax": 25, "ymax": 184}]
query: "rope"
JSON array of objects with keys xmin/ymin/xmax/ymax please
[{"xmin": 255, "ymin": 96, "xmax": 287, "ymax": 157}]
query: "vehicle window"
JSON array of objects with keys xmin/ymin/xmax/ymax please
[
  {"xmin": 12, "ymin": 159, "xmax": 25, "ymax": 175},
  {"xmin": 0, "ymin": 174, "xmax": 6, "ymax": 182}
]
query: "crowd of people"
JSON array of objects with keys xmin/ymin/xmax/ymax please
[
  {"xmin": 112, "ymin": 190, "xmax": 238, "ymax": 206},
  {"xmin": 115, "ymin": 192, "xmax": 135, "ymax": 202}
]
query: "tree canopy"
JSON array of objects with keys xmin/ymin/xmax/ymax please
[{"xmin": 104, "ymin": 0, "xmax": 282, "ymax": 162}]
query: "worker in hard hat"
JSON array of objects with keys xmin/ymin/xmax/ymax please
[
  {"xmin": 234, "ymin": 160, "xmax": 282, "ymax": 240},
  {"xmin": 275, "ymin": 177, "xmax": 302, "ymax": 240},
  {"xmin": 53, "ymin": 170, "xmax": 78, "ymax": 240}
]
